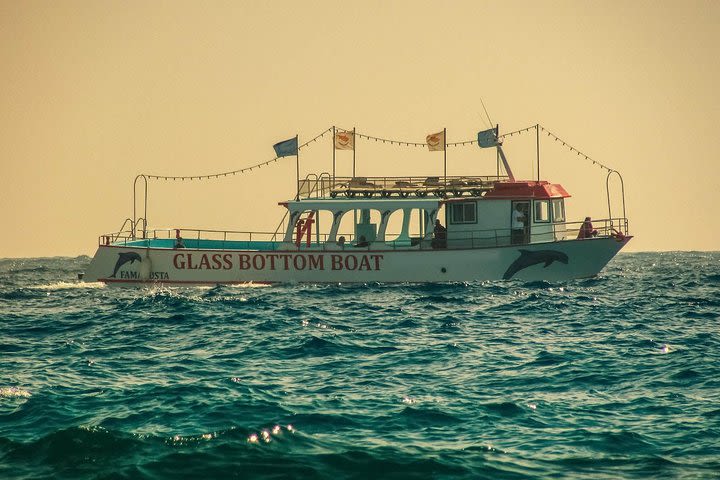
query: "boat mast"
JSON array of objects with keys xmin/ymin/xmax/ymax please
[
  {"xmin": 295, "ymin": 134, "xmax": 300, "ymax": 201},
  {"xmin": 536, "ymin": 124, "xmax": 540, "ymax": 182},
  {"xmin": 495, "ymin": 124, "xmax": 500, "ymax": 178},
  {"xmin": 443, "ymin": 127, "xmax": 447, "ymax": 188},
  {"xmin": 493, "ymin": 124, "xmax": 515, "ymax": 182},
  {"xmin": 352, "ymin": 127, "xmax": 356, "ymax": 177}
]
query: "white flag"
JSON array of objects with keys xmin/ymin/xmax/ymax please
[
  {"xmin": 334, "ymin": 131, "xmax": 354, "ymax": 150},
  {"xmin": 426, "ymin": 130, "xmax": 445, "ymax": 151}
]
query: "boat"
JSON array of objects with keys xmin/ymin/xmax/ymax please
[{"xmin": 81, "ymin": 125, "xmax": 631, "ymax": 285}]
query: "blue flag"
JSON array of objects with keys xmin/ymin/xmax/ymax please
[
  {"xmin": 273, "ymin": 136, "xmax": 298, "ymax": 157},
  {"xmin": 477, "ymin": 128, "xmax": 498, "ymax": 148}
]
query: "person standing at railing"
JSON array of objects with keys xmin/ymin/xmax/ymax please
[
  {"xmin": 511, "ymin": 204, "xmax": 525, "ymax": 245},
  {"xmin": 432, "ymin": 220, "xmax": 447, "ymax": 249},
  {"xmin": 174, "ymin": 229, "xmax": 185, "ymax": 248}
]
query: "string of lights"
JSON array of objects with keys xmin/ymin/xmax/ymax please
[
  {"xmin": 538, "ymin": 126, "xmax": 613, "ymax": 172},
  {"xmin": 143, "ymin": 123, "xmax": 612, "ymax": 182},
  {"xmin": 337, "ymin": 127, "xmax": 426, "ymax": 148},
  {"xmin": 144, "ymin": 127, "xmax": 333, "ymax": 181}
]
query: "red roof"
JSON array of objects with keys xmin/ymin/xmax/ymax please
[{"xmin": 483, "ymin": 181, "xmax": 571, "ymax": 199}]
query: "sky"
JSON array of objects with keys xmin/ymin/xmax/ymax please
[{"xmin": 1, "ymin": 0, "xmax": 719, "ymax": 257}]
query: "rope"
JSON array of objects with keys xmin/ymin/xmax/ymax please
[
  {"xmin": 338, "ymin": 127, "xmax": 484, "ymax": 148},
  {"xmin": 143, "ymin": 123, "xmax": 613, "ymax": 181},
  {"xmin": 340, "ymin": 126, "xmax": 531, "ymax": 148},
  {"xmin": 497, "ymin": 124, "xmax": 614, "ymax": 172},
  {"xmin": 144, "ymin": 127, "xmax": 333, "ymax": 181},
  {"xmin": 498, "ymin": 125, "xmax": 537, "ymax": 139},
  {"xmin": 337, "ymin": 127, "xmax": 426, "ymax": 148},
  {"xmin": 538, "ymin": 125, "xmax": 613, "ymax": 172}
]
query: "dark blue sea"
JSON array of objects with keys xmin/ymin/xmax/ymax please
[{"xmin": 1, "ymin": 252, "xmax": 719, "ymax": 479}]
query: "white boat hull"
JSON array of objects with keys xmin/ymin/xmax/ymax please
[{"xmin": 83, "ymin": 237, "xmax": 631, "ymax": 285}]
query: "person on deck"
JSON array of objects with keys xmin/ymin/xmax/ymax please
[
  {"xmin": 174, "ymin": 229, "xmax": 185, "ymax": 249},
  {"xmin": 355, "ymin": 235, "xmax": 369, "ymax": 248},
  {"xmin": 577, "ymin": 217, "xmax": 598, "ymax": 239},
  {"xmin": 432, "ymin": 219, "xmax": 447, "ymax": 249},
  {"xmin": 511, "ymin": 205, "xmax": 525, "ymax": 245}
]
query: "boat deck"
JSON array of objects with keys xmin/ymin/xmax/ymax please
[
  {"xmin": 300, "ymin": 174, "xmax": 509, "ymax": 199},
  {"xmin": 111, "ymin": 238, "xmax": 424, "ymax": 251},
  {"xmin": 102, "ymin": 218, "xmax": 629, "ymax": 252}
]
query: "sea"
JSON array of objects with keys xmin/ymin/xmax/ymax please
[{"xmin": 1, "ymin": 252, "xmax": 719, "ymax": 479}]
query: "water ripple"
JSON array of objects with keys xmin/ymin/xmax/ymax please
[{"xmin": 0, "ymin": 253, "xmax": 718, "ymax": 479}]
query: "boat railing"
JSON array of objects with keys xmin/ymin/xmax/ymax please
[
  {"xmin": 557, "ymin": 217, "xmax": 629, "ymax": 240},
  {"xmin": 271, "ymin": 210, "xmax": 290, "ymax": 242},
  {"xmin": 298, "ymin": 174, "xmax": 508, "ymax": 199},
  {"xmin": 113, "ymin": 218, "xmax": 134, "ymax": 241},
  {"xmin": 99, "ymin": 217, "xmax": 629, "ymax": 250},
  {"xmin": 99, "ymin": 227, "xmax": 282, "ymax": 248},
  {"xmin": 304, "ymin": 217, "xmax": 629, "ymax": 250},
  {"xmin": 298, "ymin": 173, "xmax": 333, "ymax": 199}
]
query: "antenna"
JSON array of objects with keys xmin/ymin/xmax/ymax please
[
  {"xmin": 480, "ymin": 98, "xmax": 494, "ymax": 128},
  {"xmin": 477, "ymin": 111, "xmax": 490, "ymax": 129}
]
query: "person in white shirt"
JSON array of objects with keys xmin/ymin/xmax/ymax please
[{"xmin": 511, "ymin": 205, "xmax": 525, "ymax": 245}]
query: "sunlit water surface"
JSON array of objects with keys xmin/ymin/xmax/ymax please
[{"xmin": 1, "ymin": 253, "xmax": 719, "ymax": 479}]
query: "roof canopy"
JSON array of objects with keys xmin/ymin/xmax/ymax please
[{"xmin": 482, "ymin": 181, "xmax": 570, "ymax": 199}]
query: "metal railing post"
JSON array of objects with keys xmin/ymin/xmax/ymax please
[{"xmin": 133, "ymin": 175, "xmax": 148, "ymax": 240}]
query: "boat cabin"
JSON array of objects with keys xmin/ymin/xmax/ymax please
[{"xmin": 281, "ymin": 178, "xmax": 571, "ymax": 250}]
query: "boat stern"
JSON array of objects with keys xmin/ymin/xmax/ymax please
[{"xmin": 83, "ymin": 245, "xmax": 151, "ymax": 283}]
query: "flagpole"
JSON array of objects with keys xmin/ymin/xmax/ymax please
[
  {"xmin": 496, "ymin": 124, "xmax": 500, "ymax": 178},
  {"xmin": 352, "ymin": 127, "xmax": 357, "ymax": 238},
  {"xmin": 332, "ymin": 126, "xmax": 336, "ymax": 183},
  {"xmin": 443, "ymin": 127, "xmax": 447, "ymax": 190},
  {"xmin": 536, "ymin": 124, "xmax": 540, "ymax": 182},
  {"xmin": 352, "ymin": 127, "xmax": 356, "ymax": 178},
  {"xmin": 295, "ymin": 134, "xmax": 300, "ymax": 201}
]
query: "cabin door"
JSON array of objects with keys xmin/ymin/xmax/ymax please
[{"xmin": 510, "ymin": 201, "xmax": 530, "ymax": 245}]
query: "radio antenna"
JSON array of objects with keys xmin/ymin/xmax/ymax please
[{"xmin": 480, "ymin": 98, "xmax": 494, "ymax": 128}]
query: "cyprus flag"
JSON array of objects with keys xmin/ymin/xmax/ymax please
[
  {"xmin": 334, "ymin": 130, "xmax": 355, "ymax": 150},
  {"xmin": 426, "ymin": 130, "xmax": 445, "ymax": 151}
]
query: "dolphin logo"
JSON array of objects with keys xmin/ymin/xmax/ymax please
[
  {"xmin": 503, "ymin": 249, "xmax": 569, "ymax": 280},
  {"xmin": 109, "ymin": 252, "xmax": 142, "ymax": 278}
]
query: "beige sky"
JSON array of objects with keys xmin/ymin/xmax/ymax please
[{"xmin": 1, "ymin": 0, "xmax": 719, "ymax": 257}]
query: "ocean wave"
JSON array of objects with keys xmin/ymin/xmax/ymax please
[
  {"xmin": 0, "ymin": 289, "xmax": 45, "ymax": 300},
  {"xmin": 393, "ymin": 406, "xmax": 464, "ymax": 426},
  {"xmin": 31, "ymin": 281, "xmax": 105, "ymax": 291},
  {"xmin": 278, "ymin": 335, "xmax": 397, "ymax": 359},
  {"xmin": 1, "ymin": 252, "xmax": 719, "ymax": 479},
  {"xmin": 0, "ymin": 387, "xmax": 31, "ymax": 398},
  {"xmin": 481, "ymin": 401, "xmax": 526, "ymax": 417}
]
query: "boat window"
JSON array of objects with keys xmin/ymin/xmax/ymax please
[
  {"xmin": 552, "ymin": 199, "xmax": 565, "ymax": 222},
  {"xmin": 534, "ymin": 200, "xmax": 550, "ymax": 223},
  {"xmin": 449, "ymin": 202, "xmax": 476, "ymax": 224}
]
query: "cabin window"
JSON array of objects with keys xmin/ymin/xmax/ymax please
[
  {"xmin": 552, "ymin": 199, "xmax": 565, "ymax": 222},
  {"xmin": 449, "ymin": 202, "xmax": 476, "ymax": 224},
  {"xmin": 534, "ymin": 200, "xmax": 550, "ymax": 223}
]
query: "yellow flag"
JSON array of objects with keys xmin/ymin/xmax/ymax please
[
  {"xmin": 334, "ymin": 131, "xmax": 355, "ymax": 150},
  {"xmin": 426, "ymin": 130, "xmax": 445, "ymax": 151}
]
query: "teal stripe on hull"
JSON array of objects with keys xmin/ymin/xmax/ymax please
[{"xmin": 116, "ymin": 239, "xmax": 284, "ymax": 251}]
